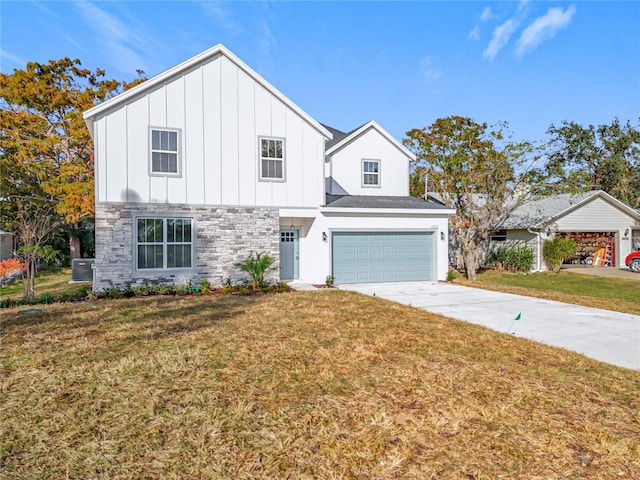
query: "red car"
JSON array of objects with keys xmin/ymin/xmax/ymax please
[{"xmin": 625, "ymin": 251, "xmax": 640, "ymax": 273}]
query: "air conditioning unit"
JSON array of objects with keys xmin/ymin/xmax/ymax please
[{"xmin": 71, "ymin": 258, "xmax": 95, "ymax": 282}]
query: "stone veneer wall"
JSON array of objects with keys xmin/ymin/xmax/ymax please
[{"xmin": 94, "ymin": 203, "xmax": 280, "ymax": 291}]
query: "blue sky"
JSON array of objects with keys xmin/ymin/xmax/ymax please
[{"xmin": 2, "ymin": 1, "xmax": 639, "ymax": 144}]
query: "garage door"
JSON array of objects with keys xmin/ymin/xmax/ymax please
[{"xmin": 332, "ymin": 232, "xmax": 433, "ymax": 283}]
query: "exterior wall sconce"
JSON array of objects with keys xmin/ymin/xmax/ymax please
[
  {"xmin": 624, "ymin": 228, "xmax": 630, "ymax": 236},
  {"xmin": 440, "ymin": 231, "xmax": 445, "ymax": 241},
  {"xmin": 322, "ymin": 232, "xmax": 328, "ymax": 242}
]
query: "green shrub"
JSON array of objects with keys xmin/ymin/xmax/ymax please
[
  {"xmin": 198, "ymin": 278, "xmax": 211, "ymax": 294},
  {"xmin": 234, "ymin": 252, "xmax": 276, "ymax": 290},
  {"xmin": 543, "ymin": 237, "xmax": 578, "ymax": 273},
  {"xmin": 446, "ymin": 269, "xmax": 457, "ymax": 281},
  {"xmin": 275, "ymin": 282, "xmax": 292, "ymax": 293},
  {"xmin": 488, "ymin": 245, "xmax": 535, "ymax": 273},
  {"xmin": 236, "ymin": 285, "xmax": 251, "ymax": 296},
  {"xmin": 325, "ymin": 275, "xmax": 335, "ymax": 287}
]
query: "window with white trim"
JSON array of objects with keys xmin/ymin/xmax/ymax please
[
  {"xmin": 260, "ymin": 137, "xmax": 284, "ymax": 180},
  {"xmin": 362, "ymin": 159, "xmax": 380, "ymax": 186},
  {"xmin": 150, "ymin": 129, "xmax": 179, "ymax": 174},
  {"xmin": 137, "ymin": 218, "xmax": 192, "ymax": 269}
]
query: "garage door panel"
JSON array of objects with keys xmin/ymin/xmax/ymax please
[{"xmin": 333, "ymin": 232, "xmax": 433, "ymax": 283}]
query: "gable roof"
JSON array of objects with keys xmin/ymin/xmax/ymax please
[
  {"xmin": 83, "ymin": 44, "xmax": 332, "ymax": 141},
  {"xmin": 324, "ymin": 120, "xmax": 416, "ymax": 161},
  {"xmin": 503, "ymin": 190, "xmax": 640, "ymax": 229}
]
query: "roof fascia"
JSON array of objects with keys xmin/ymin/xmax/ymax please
[
  {"xmin": 320, "ymin": 206, "xmax": 455, "ymax": 215},
  {"xmin": 83, "ymin": 44, "xmax": 332, "ymax": 140},
  {"xmin": 325, "ymin": 120, "xmax": 416, "ymax": 161}
]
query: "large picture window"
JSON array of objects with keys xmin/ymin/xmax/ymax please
[
  {"xmin": 362, "ymin": 159, "xmax": 380, "ymax": 187},
  {"xmin": 151, "ymin": 129, "xmax": 179, "ymax": 174},
  {"xmin": 137, "ymin": 218, "xmax": 192, "ymax": 269},
  {"xmin": 260, "ymin": 137, "xmax": 284, "ymax": 180}
]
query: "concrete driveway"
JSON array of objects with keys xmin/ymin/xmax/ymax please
[{"xmin": 338, "ymin": 282, "xmax": 640, "ymax": 370}]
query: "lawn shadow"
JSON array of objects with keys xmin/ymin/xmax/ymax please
[{"xmin": 1, "ymin": 294, "xmax": 260, "ymax": 351}]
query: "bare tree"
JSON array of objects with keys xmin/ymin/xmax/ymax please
[{"xmin": 14, "ymin": 199, "xmax": 62, "ymax": 303}]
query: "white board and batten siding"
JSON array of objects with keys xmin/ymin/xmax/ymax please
[
  {"xmin": 93, "ymin": 55, "xmax": 325, "ymax": 209},
  {"xmin": 328, "ymin": 127, "xmax": 410, "ymax": 197}
]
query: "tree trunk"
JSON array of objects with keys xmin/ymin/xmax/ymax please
[
  {"xmin": 23, "ymin": 260, "xmax": 36, "ymax": 303},
  {"xmin": 69, "ymin": 228, "xmax": 81, "ymax": 260},
  {"xmin": 463, "ymin": 249, "xmax": 478, "ymax": 281}
]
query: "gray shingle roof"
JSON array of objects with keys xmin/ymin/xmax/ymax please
[
  {"xmin": 502, "ymin": 191, "xmax": 598, "ymax": 228},
  {"xmin": 321, "ymin": 124, "xmax": 348, "ymax": 150},
  {"xmin": 322, "ymin": 123, "xmax": 368, "ymax": 150},
  {"xmin": 325, "ymin": 194, "xmax": 451, "ymax": 210}
]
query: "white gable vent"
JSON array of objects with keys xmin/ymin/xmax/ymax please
[{"xmin": 71, "ymin": 259, "xmax": 95, "ymax": 282}]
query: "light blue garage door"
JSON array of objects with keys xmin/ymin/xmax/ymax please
[{"xmin": 332, "ymin": 232, "xmax": 433, "ymax": 284}]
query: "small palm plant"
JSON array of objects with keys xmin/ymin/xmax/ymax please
[{"xmin": 234, "ymin": 252, "xmax": 276, "ymax": 290}]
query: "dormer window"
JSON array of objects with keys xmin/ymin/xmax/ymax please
[{"xmin": 362, "ymin": 159, "xmax": 380, "ymax": 187}]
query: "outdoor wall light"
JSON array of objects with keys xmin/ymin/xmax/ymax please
[
  {"xmin": 624, "ymin": 228, "xmax": 630, "ymax": 236},
  {"xmin": 440, "ymin": 231, "xmax": 445, "ymax": 241},
  {"xmin": 322, "ymin": 232, "xmax": 328, "ymax": 242}
]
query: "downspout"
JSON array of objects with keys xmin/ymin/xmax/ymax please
[{"xmin": 527, "ymin": 227, "xmax": 542, "ymax": 272}]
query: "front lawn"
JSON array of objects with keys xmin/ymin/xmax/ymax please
[
  {"xmin": 2, "ymin": 291, "xmax": 638, "ymax": 478},
  {"xmin": 0, "ymin": 267, "xmax": 90, "ymax": 301},
  {"xmin": 453, "ymin": 270, "xmax": 640, "ymax": 315}
]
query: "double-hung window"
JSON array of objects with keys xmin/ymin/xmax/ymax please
[
  {"xmin": 137, "ymin": 218, "xmax": 192, "ymax": 270},
  {"xmin": 150, "ymin": 128, "xmax": 179, "ymax": 175},
  {"xmin": 260, "ymin": 137, "xmax": 284, "ymax": 180},
  {"xmin": 362, "ymin": 159, "xmax": 380, "ymax": 187}
]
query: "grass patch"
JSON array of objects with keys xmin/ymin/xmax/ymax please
[
  {"xmin": 453, "ymin": 270, "xmax": 640, "ymax": 315},
  {"xmin": 2, "ymin": 291, "xmax": 639, "ymax": 478},
  {"xmin": 0, "ymin": 267, "xmax": 89, "ymax": 301}
]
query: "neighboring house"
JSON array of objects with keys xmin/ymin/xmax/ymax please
[
  {"xmin": 83, "ymin": 44, "xmax": 453, "ymax": 289},
  {"xmin": 0, "ymin": 230, "xmax": 14, "ymax": 260},
  {"xmin": 492, "ymin": 190, "xmax": 640, "ymax": 271}
]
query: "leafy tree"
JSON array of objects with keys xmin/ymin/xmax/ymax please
[
  {"xmin": 405, "ymin": 116, "xmax": 542, "ymax": 280},
  {"xmin": 545, "ymin": 119, "xmax": 640, "ymax": 207},
  {"xmin": 234, "ymin": 252, "xmax": 276, "ymax": 290},
  {"xmin": 0, "ymin": 58, "xmax": 140, "ymax": 259},
  {"xmin": 542, "ymin": 237, "xmax": 577, "ymax": 273}
]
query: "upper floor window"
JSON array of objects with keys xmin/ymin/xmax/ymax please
[
  {"xmin": 362, "ymin": 159, "xmax": 380, "ymax": 187},
  {"xmin": 151, "ymin": 128, "xmax": 179, "ymax": 175},
  {"xmin": 137, "ymin": 218, "xmax": 192, "ymax": 270},
  {"xmin": 260, "ymin": 137, "xmax": 284, "ymax": 180}
]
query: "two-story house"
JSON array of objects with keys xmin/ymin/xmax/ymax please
[{"xmin": 83, "ymin": 44, "xmax": 453, "ymax": 289}]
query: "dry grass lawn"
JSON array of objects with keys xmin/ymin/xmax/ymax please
[
  {"xmin": 453, "ymin": 270, "xmax": 640, "ymax": 316},
  {"xmin": 1, "ymin": 291, "xmax": 639, "ymax": 479}
]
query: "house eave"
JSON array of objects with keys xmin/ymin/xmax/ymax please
[
  {"xmin": 320, "ymin": 207, "xmax": 455, "ymax": 216},
  {"xmin": 325, "ymin": 120, "xmax": 415, "ymax": 161}
]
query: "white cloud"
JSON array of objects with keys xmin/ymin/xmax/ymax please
[
  {"xmin": 480, "ymin": 6, "xmax": 494, "ymax": 22},
  {"xmin": 0, "ymin": 49, "xmax": 27, "ymax": 69},
  {"xmin": 483, "ymin": 19, "xmax": 519, "ymax": 60},
  {"xmin": 420, "ymin": 56, "xmax": 441, "ymax": 83},
  {"xmin": 468, "ymin": 6, "xmax": 494, "ymax": 41},
  {"xmin": 516, "ymin": 5, "xmax": 576, "ymax": 58},
  {"xmin": 74, "ymin": 1, "xmax": 151, "ymax": 76},
  {"xmin": 468, "ymin": 25, "xmax": 481, "ymax": 41},
  {"xmin": 200, "ymin": 1, "xmax": 243, "ymax": 34}
]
